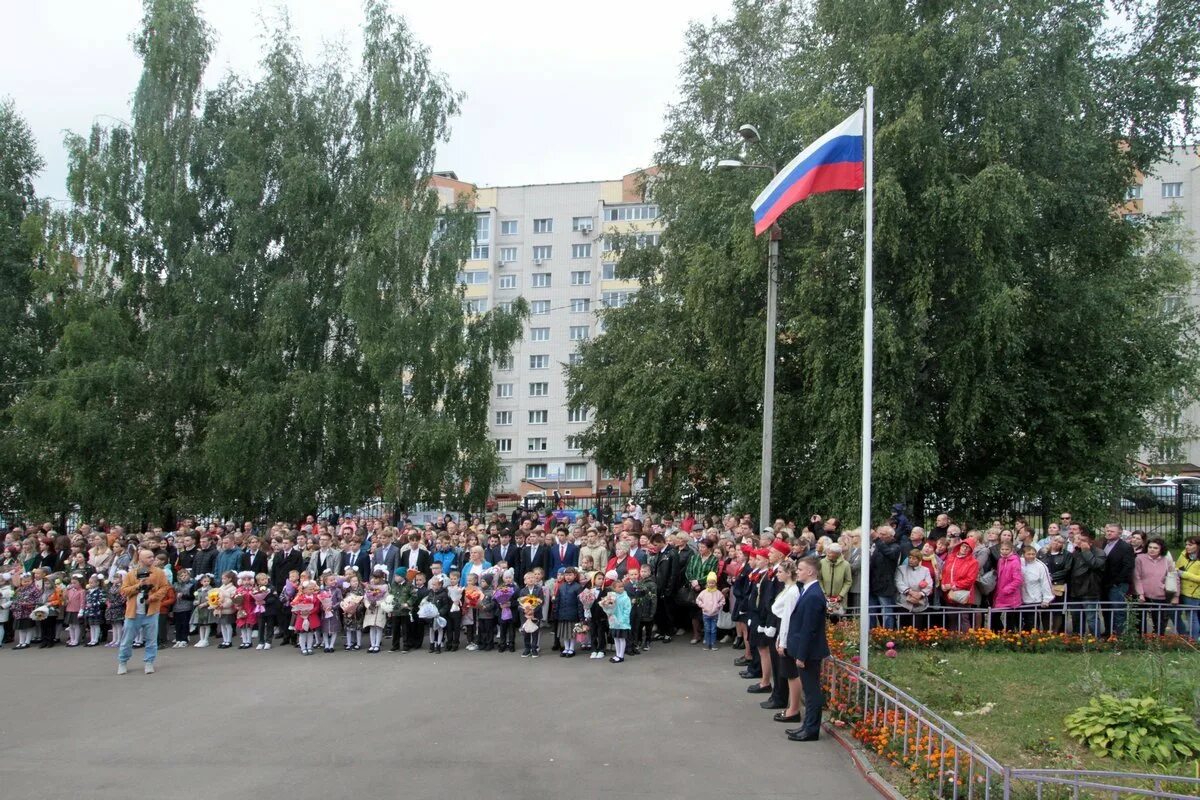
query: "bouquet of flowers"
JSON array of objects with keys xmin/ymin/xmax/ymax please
[
  {"xmin": 31, "ymin": 604, "xmax": 50, "ymax": 622},
  {"xmin": 463, "ymin": 586, "xmax": 482, "ymax": 609},
  {"xmin": 417, "ymin": 597, "xmax": 439, "ymax": 620},
  {"xmin": 493, "ymin": 585, "xmax": 515, "ymax": 622},
  {"xmin": 339, "ymin": 593, "xmax": 363, "ymax": 616},
  {"xmin": 319, "ymin": 591, "xmax": 334, "ymax": 618},
  {"xmin": 206, "ymin": 589, "xmax": 221, "ymax": 610},
  {"xmin": 447, "ymin": 585, "xmax": 463, "ymax": 612},
  {"xmin": 49, "ymin": 582, "xmax": 65, "ymax": 609},
  {"xmin": 291, "ymin": 596, "xmax": 316, "ymax": 631},
  {"xmin": 579, "ymin": 586, "xmax": 597, "ymax": 612},
  {"xmin": 365, "ymin": 584, "xmax": 387, "ymax": 609},
  {"xmin": 251, "ymin": 589, "xmax": 268, "ymax": 615},
  {"xmin": 518, "ymin": 594, "xmax": 543, "ymax": 615},
  {"xmin": 573, "ymin": 621, "xmax": 589, "ymax": 644}
]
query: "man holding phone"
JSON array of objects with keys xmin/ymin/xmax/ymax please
[{"xmin": 116, "ymin": 548, "xmax": 171, "ymax": 675}]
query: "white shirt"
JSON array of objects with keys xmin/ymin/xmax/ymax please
[{"xmin": 773, "ymin": 583, "xmax": 801, "ymax": 644}]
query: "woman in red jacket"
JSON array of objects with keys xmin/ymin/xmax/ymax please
[{"xmin": 940, "ymin": 538, "xmax": 979, "ymax": 631}]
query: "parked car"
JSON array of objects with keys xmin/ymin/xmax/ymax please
[{"xmin": 1140, "ymin": 477, "xmax": 1200, "ymax": 510}]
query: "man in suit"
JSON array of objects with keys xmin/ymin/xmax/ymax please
[
  {"xmin": 241, "ymin": 535, "xmax": 269, "ymax": 575},
  {"xmin": 520, "ymin": 530, "xmax": 550, "ymax": 579},
  {"xmin": 784, "ymin": 556, "xmax": 831, "ymax": 742},
  {"xmin": 371, "ymin": 527, "xmax": 400, "ymax": 578},
  {"xmin": 269, "ymin": 536, "xmax": 304, "ymax": 591},
  {"xmin": 486, "ymin": 530, "xmax": 518, "ymax": 571},
  {"xmin": 548, "ymin": 527, "xmax": 579, "ymax": 575},
  {"xmin": 341, "ymin": 536, "xmax": 371, "ymax": 579},
  {"xmin": 1101, "ymin": 522, "xmax": 1135, "ymax": 635},
  {"xmin": 398, "ymin": 531, "xmax": 433, "ymax": 579},
  {"xmin": 308, "ymin": 532, "xmax": 343, "ymax": 577}
]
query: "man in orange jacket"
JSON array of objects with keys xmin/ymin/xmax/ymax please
[{"xmin": 116, "ymin": 548, "xmax": 171, "ymax": 676}]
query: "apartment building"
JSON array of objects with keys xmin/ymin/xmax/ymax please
[
  {"xmin": 1128, "ymin": 146, "xmax": 1200, "ymax": 468},
  {"xmin": 433, "ymin": 169, "xmax": 661, "ymax": 498}
]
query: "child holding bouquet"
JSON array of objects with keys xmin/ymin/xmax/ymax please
[
  {"xmin": 362, "ymin": 568, "xmax": 390, "ymax": 653},
  {"xmin": 493, "ymin": 570, "xmax": 517, "ymax": 653},
  {"xmin": 339, "ymin": 573, "xmax": 365, "ymax": 651},
  {"xmin": 216, "ymin": 571, "xmax": 238, "ymax": 648},
  {"xmin": 106, "ymin": 571, "xmax": 127, "ymax": 647},
  {"xmin": 603, "ymin": 577, "xmax": 633, "ymax": 663},
  {"xmin": 461, "ymin": 572, "xmax": 482, "ymax": 651},
  {"xmin": 171, "ymin": 569, "xmax": 195, "ymax": 648},
  {"xmin": 317, "ymin": 573, "xmax": 342, "ymax": 654},
  {"xmin": 387, "ymin": 569, "xmax": 415, "ymax": 653},
  {"xmin": 235, "ymin": 571, "xmax": 259, "ymax": 649},
  {"xmin": 290, "ymin": 580, "xmax": 320, "ymax": 655},
  {"xmin": 515, "ymin": 572, "xmax": 544, "ymax": 658},
  {"xmin": 64, "ymin": 573, "xmax": 85, "ymax": 647},
  {"xmin": 83, "ymin": 573, "xmax": 107, "ymax": 647},
  {"xmin": 474, "ymin": 574, "xmax": 497, "ymax": 652},
  {"xmin": 191, "ymin": 573, "xmax": 217, "ymax": 648},
  {"xmin": 252, "ymin": 573, "xmax": 279, "ymax": 651}
]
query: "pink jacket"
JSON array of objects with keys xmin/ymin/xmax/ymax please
[
  {"xmin": 1133, "ymin": 553, "xmax": 1171, "ymax": 601},
  {"xmin": 66, "ymin": 585, "xmax": 86, "ymax": 614},
  {"xmin": 992, "ymin": 554, "xmax": 1024, "ymax": 609},
  {"xmin": 695, "ymin": 587, "xmax": 726, "ymax": 616}
]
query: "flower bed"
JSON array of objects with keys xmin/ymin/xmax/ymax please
[{"xmin": 867, "ymin": 626, "xmax": 1195, "ymax": 653}]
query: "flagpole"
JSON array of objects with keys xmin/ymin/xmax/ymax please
[{"xmin": 858, "ymin": 85, "xmax": 875, "ymax": 671}]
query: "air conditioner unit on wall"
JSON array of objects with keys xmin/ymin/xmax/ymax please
[{"xmin": 533, "ymin": 258, "xmax": 542, "ymax": 265}]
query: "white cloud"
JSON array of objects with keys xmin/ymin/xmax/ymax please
[{"xmin": 0, "ymin": 0, "xmax": 731, "ymax": 197}]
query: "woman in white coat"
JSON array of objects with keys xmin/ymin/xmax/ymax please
[{"xmin": 1019, "ymin": 545, "xmax": 1054, "ymax": 631}]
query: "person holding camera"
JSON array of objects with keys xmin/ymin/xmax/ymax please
[{"xmin": 116, "ymin": 548, "xmax": 170, "ymax": 675}]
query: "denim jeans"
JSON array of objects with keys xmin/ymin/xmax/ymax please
[
  {"xmin": 1071, "ymin": 603, "xmax": 1102, "ymax": 637},
  {"xmin": 1179, "ymin": 596, "xmax": 1200, "ymax": 640},
  {"xmin": 1106, "ymin": 584, "xmax": 1129, "ymax": 635},
  {"xmin": 118, "ymin": 614, "xmax": 159, "ymax": 665},
  {"xmin": 702, "ymin": 614, "xmax": 718, "ymax": 647},
  {"xmin": 868, "ymin": 595, "xmax": 897, "ymax": 630}
]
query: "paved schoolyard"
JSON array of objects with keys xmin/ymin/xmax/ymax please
[{"xmin": 0, "ymin": 639, "xmax": 877, "ymax": 800}]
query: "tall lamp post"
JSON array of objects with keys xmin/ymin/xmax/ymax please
[{"xmin": 717, "ymin": 124, "xmax": 779, "ymax": 531}]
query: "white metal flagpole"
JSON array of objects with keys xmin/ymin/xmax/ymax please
[{"xmin": 857, "ymin": 86, "xmax": 875, "ymax": 671}]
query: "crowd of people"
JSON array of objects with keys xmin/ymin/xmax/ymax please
[{"xmin": 1, "ymin": 505, "xmax": 1195, "ymax": 699}]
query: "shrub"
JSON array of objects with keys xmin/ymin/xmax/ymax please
[{"xmin": 1064, "ymin": 695, "xmax": 1200, "ymax": 764}]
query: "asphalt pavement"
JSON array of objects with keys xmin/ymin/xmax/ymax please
[{"xmin": 0, "ymin": 637, "xmax": 878, "ymax": 800}]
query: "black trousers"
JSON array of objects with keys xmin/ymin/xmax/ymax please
[
  {"xmin": 769, "ymin": 641, "xmax": 790, "ymax": 706},
  {"xmin": 174, "ymin": 610, "xmax": 191, "ymax": 642},
  {"xmin": 476, "ymin": 618, "xmax": 496, "ymax": 649},
  {"xmin": 654, "ymin": 595, "xmax": 673, "ymax": 635},
  {"xmin": 256, "ymin": 613, "xmax": 276, "ymax": 643},
  {"xmin": 390, "ymin": 615, "xmax": 407, "ymax": 649},
  {"xmin": 499, "ymin": 620, "xmax": 516, "ymax": 649},
  {"xmin": 446, "ymin": 611, "xmax": 462, "ymax": 645},
  {"xmin": 798, "ymin": 657, "xmax": 825, "ymax": 737}
]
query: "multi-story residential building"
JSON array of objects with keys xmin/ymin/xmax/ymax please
[
  {"xmin": 432, "ymin": 169, "xmax": 661, "ymax": 499},
  {"xmin": 1128, "ymin": 147, "xmax": 1200, "ymax": 469}
]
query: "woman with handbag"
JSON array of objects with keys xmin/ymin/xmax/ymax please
[
  {"xmin": 940, "ymin": 539, "xmax": 979, "ymax": 631},
  {"xmin": 683, "ymin": 537, "xmax": 718, "ymax": 645},
  {"xmin": 1133, "ymin": 537, "xmax": 1175, "ymax": 636},
  {"xmin": 1038, "ymin": 535, "xmax": 1071, "ymax": 633},
  {"xmin": 819, "ymin": 544, "xmax": 852, "ymax": 620}
]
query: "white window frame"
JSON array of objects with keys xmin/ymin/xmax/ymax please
[
  {"xmin": 565, "ymin": 463, "xmax": 587, "ymax": 481},
  {"xmin": 571, "ymin": 243, "xmax": 592, "ymax": 259},
  {"xmin": 602, "ymin": 263, "xmax": 617, "ymax": 280},
  {"xmin": 530, "ymin": 327, "xmax": 550, "ymax": 342},
  {"xmin": 572, "ymin": 216, "xmax": 593, "ymax": 231},
  {"xmin": 1162, "ymin": 182, "xmax": 1183, "ymax": 199},
  {"xmin": 529, "ymin": 382, "xmax": 549, "ymax": 397},
  {"xmin": 529, "ymin": 354, "xmax": 549, "ymax": 370},
  {"xmin": 533, "ymin": 218, "xmax": 553, "ymax": 234},
  {"xmin": 499, "ymin": 246, "xmax": 518, "ymax": 263},
  {"xmin": 566, "ymin": 435, "xmax": 583, "ymax": 451},
  {"xmin": 530, "ymin": 300, "xmax": 551, "ymax": 315},
  {"xmin": 568, "ymin": 406, "xmax": 588, "ymax": 423},
  {"xmin": 569, "ymin": 325, "xmax": 589, "ymax": 342},
  {"xmin": 498, "ymin": 274, "xmax": 517, "ymax": 290},
  {"xmin": 458, "ymin": 270, "xmax": 489, "ymax": 285},
  {"xmin": 496, "ymin": 383, "xmax": 513, "ymax": 399},
  {"xmin": 531, "ymin": 273, "xmax": 552, "ymax": 288},
  {"xmin": 570, "ymin": 298, "xmax": 591, "ymax": 313},
  {"xmin": 526, "ymin": 463, "xmax": 548, "ymax": 480},
  {"xmin": 497, "ymin": 355, "xmax": 513, "ymax": 371},
  {"xmin": 528, "ymin": 410, "xmax": 548, "ymax": 424},
  {"xmin": 494, "ymin": 438, "xmax": 512, "ymax": 453},
  {"xmin": 500, "ymin": 220, "xmax": 518, "ymax": 235},
  {"xmin": 495, "ymin": 410, "xmax": 513, "ymax": 426},
  {"xmin": 532, "ymin": 245, "xmax": 553, "ymax": 261},
  {"xmin": 527, "ymin": 437, "xmax": 548, "ymax": 452},
  {"xmin": 570, "ymin": 270, "xmax": 591, "ymax": 286},
  {"xmin": 463, "ymin": 298, "xmax": 487, "ymax": 314}
]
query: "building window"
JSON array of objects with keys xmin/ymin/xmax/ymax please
[
  {"xmin": 531, "ymin": 327, "xmax": 550, "ymax": 342},
  {"xmin": 470, "ymin": 244, "xmax": 490, "ymax": 260},
  {"xmin": 530, "ymin": 300, "xmax": 550, "ymax": 315},
  {"xmin": 497, "ymin": 466, "xmax": 511, "ymax": 483},
  {"xmin": 457, "ymin": 270, "xmax": 489, "ymax": 285},
  {"xmin": 570, "ymin": 298, "xmax": 591, "ymax": 313},
  {"xmin": 499, "ymin": 246, "xmax": 518, "ymax": 263},
  {"xmin": 571, "ymin": 243, "xmax": 592, "ymax": 259},
  {"xmin": 601, "ymin": 263, "xmax": 617, "ymax": 280},
  {"xmin": 500, "ymin": 220, "xmax": 518, "ymax": 235},
  {"xmin": 529, "ymin": 382, "xmax": 549, "ymax": 397},
  {"xmin": 526, "ymin": 463, "xmax": 548, "ymax": 480},
  {"xmin": 568, "ymin": 352, "xmax": 583, "ymax": 366},
  {"xmin": 568, "ymin": 406, "xmax": 588, "ymax": 423},
  {"xmin": 565, "ymin": 463, "xmax": 587, "ymax": 481},
  {"xmin": 1162, "ymin": 182, "xmax": 1183, "ymax": 199},
  {"xmin": 499, "ymin": 274, "xmax": 517, "ymax": 290},
  {"xmin": 635, "ymin": 233, "xmax": 660, "ymax": 249},
  {"xmin": 475, "ymin": 215, "xmax": 491, "ymax": 242},
  {"xmin": 497, "ymin": 355, "xmax": 513, "ymax": 370},
  {"xmin": 495, "ymin": 438, "xmax": 512, "ymax": 453},
  {"xmin": 602, "ymin": 291, "xmax": 632, "ymax": 309},
  {"xmin": 496, "ymin": 383, "xmax": 513, "ymax": 398},
  {"xmin": 529, "ymin": 354, "xmax": 549, "ymax": 370},
  {"xmin": 495, "ymin": 410, "xmax": 513, "ymax": 425},
  {"xmin": 569, "ymin": 325, "xmax": 589, "ymax": 341},
  {"xmin": 570, "ymin": 270, "xmax": 591, "ymax": 286},
  {"xmin": 600, "ymin": 467, "xmax": 622, "ymax": 480},
  {"xmin": 605, "ymin": 204, "xmax": 658, "ymax": 221},
  {"xmin": 532, "ymin": 245, "xmax": 553, "ymax": 261},
  {"xmin": 572, "ymin": 216, "xmax": 593, "ymax": 232},
  {"xmin": 497, "ymin": 301, "xmax": 513, "ymax": 313},
  {"xmin": 463, "ymin": 298, "xmax": 487, "ymax": 314},
  {"xmin": 531, "ymin": 273, "xmax": 552, "ymax": 288},
  {"xmin": 1126, "ymin": 184, "xmax": 1143, "ymax": 200},
  {"xmin": 566, "ymin": 435, "xmax": 583, "ymax": 451},
  {"xmin": 533, "ymin": 218, "xmax": 553, "ymax": 234},
  {"xmin": 527, "ymin": 437, "xmax": 548, "ymax": 452},
  {"xmin": 529, "ymin": 410, "xmax": 548, "ymax": 424}
]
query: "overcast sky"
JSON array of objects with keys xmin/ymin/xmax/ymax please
[{"xmin": 1, "ymin": 0, "xmax": 731, "ymax": 200}]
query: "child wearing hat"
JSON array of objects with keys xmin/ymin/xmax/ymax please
[
  {"xmin": 105, "ymin": 570, "xmax": 127, "ymax": 647},
  {"xmin": 171, "ymin": 569, "xmax": 195, "ymax": 648},
  {"xmin": 695, "ymin": 571, "xmax": 726, "ymax": 650},
  {"xmin": 425, "ymin": 574, "xmax": 452, "ymax": 654},
  {"xmin": 339, "ymin": 572, "xmax": 366, "ymax": 651},
  {"xmin": 387, "ymin": 568, "xmax": 415, "ymax": 652},
  {"xmin": 363, "ymin": 567, "xmax": 390, "ymax": 653},
  {"xmin": 317, "ymin": 573, "xmax": 343, "ymax": 653},
  {"xmin": 235, "ymin": 571, "xmax": 259, "ymax": 649}
]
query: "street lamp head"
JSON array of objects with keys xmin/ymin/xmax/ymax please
[
  {"xmin": 715, "ymin": 159, "xmax": 745, "ymax": 169},
  {"xmin": 737, "ymin": 124, "xmax": 761, "ymax": 144}
]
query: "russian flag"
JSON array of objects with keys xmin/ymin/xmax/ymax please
[{"xmin": 751, "ymin": 110, "xmax": 864, "ymax": 236}]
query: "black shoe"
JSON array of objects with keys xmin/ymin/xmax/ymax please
[
  {"xmin": 390, "ymin": 646, "xmax": 400, "ymax": 652},
  {"xmin": 531, "ymin": 649, "xmax": 540, "ymax": 658},
  {"xmin": 760, "ymin": 700, "xmax": 787, "ymax": 709},
  {"xmin": 733, "ymin": 637, "xmax": 744, "ymax": 649},
  {"xmin": 787, "ymin": 731, "xmax": 819, "ymax": 742},
  {"xmin": 660, "ymin": 636, "xmax": 672, "ymax": 644},
  {"xmin": 734, "ymin": 656, "xmax": 751, "ymax": 666},
  {"xmin": 774, "ymin": 712, "xmax": 803, "ymax": 723},
  {"xmin": 521, "ymin": 649, "xmax": 531, "ymax": 658},
  {"xmin": 629, "ymin": 646, "xmax": 640, "ymax": 655},
  {"xmin": 747, "ymin": 684, "xmax": 771, "ymax": 694},
  {"xmin": 739, "ymin": 670, "xmax": 762, "ymax": 679}
]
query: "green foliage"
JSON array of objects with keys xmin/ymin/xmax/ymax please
[
  {"xmin": 1064, "ymin": 695, "xmax": 1200, "ymax": 764},
  {"xmin": 569, "ymin": 0, "xmax": 1200, "ymax": 521},
  {"xmin": 6, "ymin": 0, "xmax": 521, "ymax": 522}
]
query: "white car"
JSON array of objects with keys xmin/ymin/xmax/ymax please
[{"xmin": 1140, "ymin": 476, "xmax": 1200, "ymax": 510}]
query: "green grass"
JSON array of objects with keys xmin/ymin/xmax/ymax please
[{"xmin": 870, "ymin": 648, "xmax": 1200, "ymax": 777}]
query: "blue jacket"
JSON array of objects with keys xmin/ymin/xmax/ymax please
[
  {"xmin": 785, "ymin": 583, "xmax": 831, "ymax": 663},
  {"xmin": 607, "ymin": 590, "xmax": 632, "ymax": 630},
  {"xmin": 214, "ymin": 548, "xmax": 244, "ymax": 579},
  {"xmin": 553, "ymin": 580, "xmax": 585, "ymax": 622},
  {"xmin": 458, "ymin": 561, "xmax": 492, "ymax": 587},
  {"xmin": 432, "ymin": 548, "xmax": 457, "ymax": 576}
]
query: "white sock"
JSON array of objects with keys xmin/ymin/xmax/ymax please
[
  {"xmin": 370, "ymin": 628, "xmax": 382, "ymax": 648},
  {"xmin": 89, "ymin": 624, "xmax": 100, "ymax": 644},
  {"xmin": 113, "ymin": 623, "xmax": 123, "ymax": 643},
  {"xmin": 616, "ymin": 638, "xmax": 626, "ymax": 659},
  {"xmin": 221, "ymin": 623, "xmax": 232, "ymax": 644}
]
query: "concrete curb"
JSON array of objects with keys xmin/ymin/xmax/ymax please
[{"xmin": 823, "ymin": 722, "xmax": 909, "ymax": 800}]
